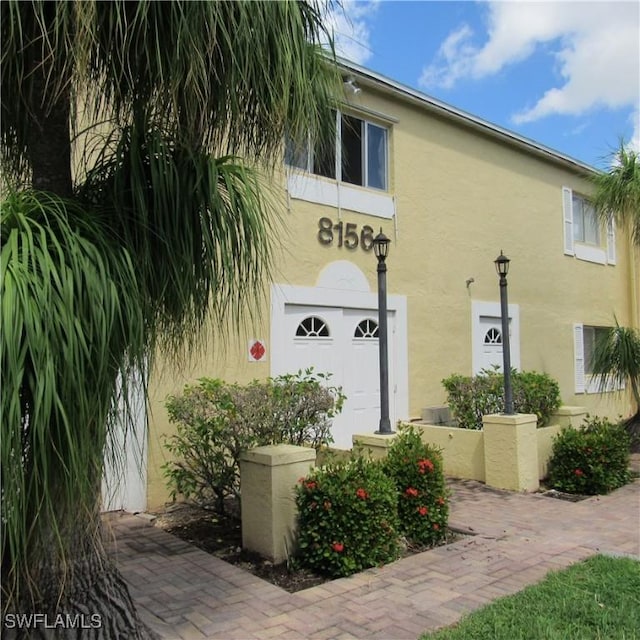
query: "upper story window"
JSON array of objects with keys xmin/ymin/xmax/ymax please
[
  {"xmin": 562, "ymin": 187, "xmax": 615, "ymax": 265},
  {"xmin": 285, "ymin": 111, "xmax": 389, "ymax": 191},
  {"xmin": 572, "ymin": 194, "xmax": 599, "ymax": 246}
]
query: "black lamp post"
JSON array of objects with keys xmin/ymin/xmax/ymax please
[
  {"xmin": 373, "ymin": 229, "xmax": 393, "ymax": 434},
  {"xmin": 494, "ymin": 251, "xmax": 514, "ymax": 415}
]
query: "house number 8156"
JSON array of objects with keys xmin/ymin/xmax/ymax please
[{"xmin": 317, "ymin": 217, "xmax": 374, "ymax": 251}]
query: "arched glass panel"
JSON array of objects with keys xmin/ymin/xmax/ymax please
[
  {"xmin": 484, "ymin": 328, "xmax": 502, "ymax": 345},
  {"xmin": 296, "ymin": 316, "xmax": 330, "ymax": 338},
  {"xmin": 354, "ymin": 319, "xmax": 379, "ymax": 338}
]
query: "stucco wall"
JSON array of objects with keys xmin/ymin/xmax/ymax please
[
  {"xmin": 413, "ymin": 424, "xmax": 485, "ymax": 482},
  {"xmin": 143, "ymin": 82, "xmax": 637, "ymax": 510}
]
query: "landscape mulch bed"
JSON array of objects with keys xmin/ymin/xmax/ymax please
[{"xmin": 152, "ymin": 501, "xmax": 465, "ymax": 592}]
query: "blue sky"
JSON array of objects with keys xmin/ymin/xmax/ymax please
[{"xmin": 325, "ymin": 0, "xmax": 639, "ymax": 170}]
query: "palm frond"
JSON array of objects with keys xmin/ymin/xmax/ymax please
[
  {"xmin": 1, "ymin": 190, "xmax": 146, "ymax": 606},
  {"xmin": 592, "ymin": 144, "xmax": 640, "ymax": 246},
  {"xmin": 76, "ymin": 122, "xmax": 278, "ymax": 360},
  {"xmin": 1, "ymin": 0, "xmax": 343, "ymax": 618},
  {"xmin": 2, "ymin": 0, "xmax": 341, "ymax": 189},
  {"xmin": 592, "ymin": 320, "xmax": 640, "ymax": 410}
]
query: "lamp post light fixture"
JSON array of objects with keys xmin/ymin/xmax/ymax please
[
  {"xmin": 373, "ymin": 229, "xmax": 393, "ymax": 434},
  {"xmin": 494, "ymin": 251, "xmax": 515, "ymax": 415}
]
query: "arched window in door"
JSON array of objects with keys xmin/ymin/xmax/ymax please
[
  {"xmin": 484, "ymin": 328, "xmax": 502, "ymax": 345},
  {"xmin": 295, "ymin": 316, "xmax": 330, "ymax": 337},
  {"xmin": 354, "ymin": 318, "xmax": 379, "ymax": 338}
]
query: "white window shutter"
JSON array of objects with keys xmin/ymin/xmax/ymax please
[
  {"xmin": 574, "ymin": 323, "xmax": 585, "ymax": 393},
  {"xmin": 563, "ymin": 187, "xmax": 574, "ymax": 255},
  {"xmin": 606, "ymin": 216, "xmax": 616, "ymax": 264}
]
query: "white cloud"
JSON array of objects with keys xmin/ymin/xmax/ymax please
[
  {"xmin": 322, "ymin": 0, "xmax": 379, "ymax": 65},
  {"xmin": 419, "ymin": 1, "xmax": 639, "ymax": 128},
  {"xmin": 418, "ymin": 25, "xmax": 476, "ymax": 89}
]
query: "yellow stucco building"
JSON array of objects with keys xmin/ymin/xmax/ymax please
[{"xmin": 104, "ymin": 61, "xmax": 639, "ymax": 512}]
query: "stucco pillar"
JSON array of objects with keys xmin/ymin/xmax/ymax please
[
  {"xmin": 352, "ymin": 432, "xmax": 397, "ymax": 460},
  {"xmin": 239, "ymin": 444, "xmax": 316, "ymax": 564},
  {"xmin": 482, "ymin": 413, "xmax": 539, "ymax": 492},
  {"xmin": 551, "ymin": 406, "xmax": 588, "ymax": 429}
]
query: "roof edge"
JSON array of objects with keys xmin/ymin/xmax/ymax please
[{"xmin": 337, "ymin": 57, "xmax": 598, "ymax": 177}]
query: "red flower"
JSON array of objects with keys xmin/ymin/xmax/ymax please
[
  {"xmin": 304, "ymin": 480, "xmax": 317, "ymax": 490},
  {"xmin": 405, "ymin": 487, "xmax": 419, "ymax": 497},
  {"xmin": 574, "ymin": 469, "xmax": 585, "ymax": 477},
  {"xmin": 432, "ymin": 523, "xmax": 440, "ymax": 531},
  {"xmin": 418, "ymin": 459, "xmax": 434, "ymax": 473},
  {"xmin": 437, "ymin": 496, "xmax": 446, "ymax": 506},
  {"xmin": 417, "ymin": 506, "xmax": 428, "ymax": 516},
  {"xmin": 331, "ymin": 542, "xmax": 344, "ymax": 553},
  {"xmin": 356, "ymin": 488, "xmax": 369, "ymax": 500}
]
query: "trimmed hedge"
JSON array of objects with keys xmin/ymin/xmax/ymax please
[
  {"xmin": 442, "ymin": 368, "xmax": 561, "ymax": 430},
  {"xmin": 383, "ymin": 426, "xmax": 449, "ymax": 546},
  {"xmin": 547, "ymin": 416, "xmax": 631, "ymax": 495},
  {"xmin": 294, "ymin": 456, "xmax": 400, "ymax": 577}
]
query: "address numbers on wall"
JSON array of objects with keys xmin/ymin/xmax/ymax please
[{"xmin": 317, "ymin": 217, "xmax": 376, "ymax": 251}]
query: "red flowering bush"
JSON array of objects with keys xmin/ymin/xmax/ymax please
[
  {"xmin": 294, "ymin": 456, "xmax": 400, "ymax": 578},
  {"xmin": 383, "ymin": 425, "xmax": 449, "ymax": 546},
  {"xmin": 547, "ymin": 416, "xmax": 631, "ymax": 495}
]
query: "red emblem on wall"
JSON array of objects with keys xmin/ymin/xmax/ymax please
[{"xmin": 248, "ymin": 339, "xmax": 266, "ymax": 362}]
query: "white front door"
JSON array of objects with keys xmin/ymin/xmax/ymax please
[
  {"xmin": 471, "ymin": 301, "xmax": 520, "ymax": 375},
  {"xmin": 344, "ymin": 309, "xmax": 395, "ymax": 435},
  {"xmin": 277, "ymin": 304, "xmax": 396, "ymax": 449},
  {"xmin": 479, "ymin": 317, "xmax": 505, "ymax": 372}
]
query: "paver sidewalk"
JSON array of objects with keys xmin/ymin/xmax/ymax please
[{"xmin": 108, "ymin": 477, "xmax": 640, "ymax": 640}]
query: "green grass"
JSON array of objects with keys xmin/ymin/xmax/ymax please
[{"xmin": 422, "ymin": 555, "xmax": 640, "ymax": 640}]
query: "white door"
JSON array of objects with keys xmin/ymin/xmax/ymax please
[
  {"xmin": 343, "ymin": 310, "xmax": 395, "ymax": 436},
  {"xmin": 472, "ymin": 301, "xmax": 520, "ymax": 375},
  {"xmin": 479, "ymin": 316, "xmax": 504, "ymax": 372},
  {"xmin": 278, "ymin": 304, "xmax": 395, "ymax": 449},
  {"xmin": 102, "ymin": 370, "xmax": 148, "ymax": 513}
]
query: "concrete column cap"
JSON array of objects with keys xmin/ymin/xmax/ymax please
[
  {"xmin": 352, "ymin": 433, "xmax": 398, "ymax": 448},
  {"xmin": 553, "ymin": 406, "xmax": 588, "ymax": 416},
  {"xmin": 482, "ymin": 413, "xmax": 537, "ymax": 426},
  {"xmin": 239, "ymin": 444, "xmax": 316, "ymax": 466}
]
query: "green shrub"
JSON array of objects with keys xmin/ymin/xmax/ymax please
[
  {"xmin": 512, "ymin": 371, "xmax": 562, "ymax": 426},
  {"xmin": 442, "ymin": 368, "xmax": 561, "ymax": 429},
  {"xmin": 383, "ymin": 426, "xmax": 449, "ymax": 547},
  {"xmin": 163, "ymin": 369, "xmax": 344, "ymax": 513},
  {"xmin": 294, "ymin": 456, "xmax": 400, "ymax": 578},
  {"xmin": 547, "ymin": 416, "xmax": 631, "ymax": 495}
]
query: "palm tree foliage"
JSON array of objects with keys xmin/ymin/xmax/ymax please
[
  {"xmin": 593, "ymin": 321, "xmax": 640, "ymax": 413},
  {"xmin": 592, "ymin": 320, "xmax": 640, "ymax": 449},
  {"xmin": 1, "ymin": 0, "xmax": 340, "ymax": 632},
  {"xmin": 591, "ymin": 143, "xmax": 640, "ymax": 246}
]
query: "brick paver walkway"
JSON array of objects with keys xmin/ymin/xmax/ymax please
[{"xmin": 108, "ymin": 477, "xmax": 640, "ymax": 640}]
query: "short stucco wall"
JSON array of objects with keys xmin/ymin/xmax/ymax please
[
  {"xmin": 406, "ymin": 406, "xmax": 587, "ymax": 491},
  {"xmin": 412, "ymin": 424, "xmax": 485, "ymax": 482},
  {"xmin": 536, "ymin": 424, "xmax": 564, "ymax": 480}
]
